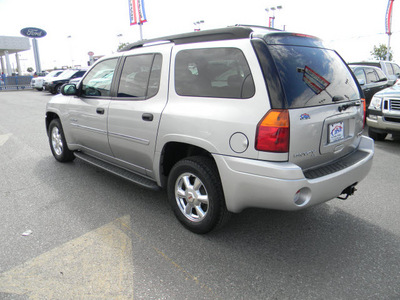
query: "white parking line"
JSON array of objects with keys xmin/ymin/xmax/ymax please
[
  {"xmin": 0, "ymin": 215, "xmax": 134, "ymax": 299},
  {"xmin": 0, "ymin": 133, "xmax": 12, "ymax": 146}
]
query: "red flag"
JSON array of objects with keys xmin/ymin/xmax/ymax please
[{"xmin": 129, "ymin": 0, "xmax": 147, "ymax": 25}]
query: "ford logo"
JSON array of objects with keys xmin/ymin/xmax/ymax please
[{"xmin": 20, "ymin": 27, "xmax": 47, "ymax": 38}]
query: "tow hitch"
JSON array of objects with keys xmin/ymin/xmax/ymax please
[{"xmin": 337, "ymin": 184, "xmax": 357, "ymax": 200}]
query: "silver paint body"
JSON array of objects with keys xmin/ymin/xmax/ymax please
[{"xmin": 46, "ymin": 38, "xmax": 374, "ymax": 213}]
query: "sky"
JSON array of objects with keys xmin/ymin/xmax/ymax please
[{"xmin": 0, "ymin": 0, "xmax": 399, "ymax": 72}]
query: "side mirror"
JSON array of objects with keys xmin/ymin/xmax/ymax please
[
  {"xmin": 60, "ymin": 83, "xmax": 77, "ymax": 95},
  {"xmin": 358, "ymin": 79, "xmax": 365, "ymax": 86}
]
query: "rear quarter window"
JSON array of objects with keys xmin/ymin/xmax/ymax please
[
  {"xmin": 385, "ymin": 62, "xmax": 394, "ymax": 75},
  {"xmin": 392, "ymin": 63, "xmax": 400, "ymax": 76},
  {"xmin": 175, "ymin": 48, "xmax": 255, "ymax": 99}
]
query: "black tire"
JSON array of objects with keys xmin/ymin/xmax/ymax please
[
  {"xmin": 48, "ymin": 119, "xmax": 75, "ymax": 162},
  {"xmin": 167, "ymin": 156, "xmax": 230, "ymax": 234},
  {"xmin": 368, "ymin": 127, "xmax": 387, "ymax": 141},
  {"xmin": 56, "ymin": 84, "xmax": 63, "ymax": 94}
]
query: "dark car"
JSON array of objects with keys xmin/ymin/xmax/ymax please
[
  {"xmin": 350, "ymin": 65, "xmax": 391, "ymax": 105},
  {"xmin": 44, "ymin": 69, "xmax": 87, "ymax": 94},
  {"xmin": 349, "ymin": 61, "xmax": 400, "ymax": 85}
]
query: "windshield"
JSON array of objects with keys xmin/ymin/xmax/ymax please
[
  {"xmin": 268, "ymin": 45, "xmax": 360, "ymax": 108},
  {"xmin": 45, "ymin": 70, "xmax": 62, "ymax": 79},
  {"xmin": 57, "ymin": 70, "xmax": 78, "ymax": 80}
]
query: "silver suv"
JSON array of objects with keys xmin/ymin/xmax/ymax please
[
  {"xmin": 349, "ymin": 61, "xmax": 400, "ymax": 85},
  {"xmin": 45, "ymin": 26, "xmax": 374, "ymax": 233},
  {"xmin": 367, "ymin": 85, "xmax": 400, "ymax": 140}
]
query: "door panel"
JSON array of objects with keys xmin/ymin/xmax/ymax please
[
  {"xmin": 108, "ymin": 50, "xmax": 169, "ymax": 177},
  {"xmin": 68, "ymin": 97, "xmax": 112, "ymax": 155},
  {"xmin": 67, "ymin": 57, "xmax": 119, "ymax": 156}
]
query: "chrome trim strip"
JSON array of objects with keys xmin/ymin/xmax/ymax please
[
  {"xmin": 71, "ymin": 123, "xmax": 107, "ymax": 135},
  {"xmin": 108, "ymin": 131, "xmax": 150, "ymax": 145}
]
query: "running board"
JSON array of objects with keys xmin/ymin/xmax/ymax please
[{"xmin": 74, "ymin": 152, "xmax": 160, "ymax": 191}]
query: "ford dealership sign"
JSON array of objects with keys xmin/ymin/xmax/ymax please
[{"xmin": 20, "ymin": 27, "xmax": 47, "ymax": 38}]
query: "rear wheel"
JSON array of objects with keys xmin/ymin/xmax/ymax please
[
  {"xmin": 368, "ymin": 127, "xmax": 387, "ymax": 141},
  {"xmin": 167, "ymin": 156, "xmax": 230, "ymax": 234},
  {"xmin": 48, "ymin": 119, "xmax": 75, "ymax": 162}
]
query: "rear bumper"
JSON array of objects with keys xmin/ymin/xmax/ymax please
[{"xmin": 214, "ymin": 136, "xmax": 374, "ymax": 213}]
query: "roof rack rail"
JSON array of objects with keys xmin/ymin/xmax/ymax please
[
  {"xmin": 233, "ymin": 24, "xmax": 282, "ymax": 32},
  {"xmin": 119, "ymin": 26, "xmax": 254, "ymax": 52}
]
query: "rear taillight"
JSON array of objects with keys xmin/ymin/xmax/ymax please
[
  {"xmin": 361, "ymin": 98, "xmax": 366, "ymax": 128},
  {"xmin": 256, "ymin": 109, "xmax": 290, "ymax": 152}
]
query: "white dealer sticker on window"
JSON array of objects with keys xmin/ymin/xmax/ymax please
[{"xmin": 329, "ymin": 121, "xmax": 344, "ymax": 143}]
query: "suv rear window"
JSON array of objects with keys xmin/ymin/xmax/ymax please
[
  {"xmin": 175, "ymin": 48, "xmax": 255, "ymax": 99},
  {"xmin": 256, "ymin": 43, "xmax": 360, "ymax": 108}
]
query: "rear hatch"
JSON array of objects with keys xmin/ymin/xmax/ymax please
[{"xmin": 254, "ymin": 33, "xmax": 364, "ymax": 170}]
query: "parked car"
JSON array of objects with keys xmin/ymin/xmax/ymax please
[
  {"xmin": 44, "ymin": 69, "xmax": 87, "ymax": 94},
  {"xmin": 45, "ymin": 26, "xmax": 374, "ymax": 233},
  {"xmin": 68, "ymin": 77, "xmax": 83, "ymax": 86},
  {"xmin": 31, "ymin": 70, "xmax": 63, "ymax": 91},
  {"xmin": 349, "ymin": 61, "xmax": 400, "ymax": 85},
  {"xmin": 349, "ymin": 65, "xmax": 391, "ymax": 106},
  {"xmin": 367, "ymin": 84, "xmax": 400, "ymax": 140}
]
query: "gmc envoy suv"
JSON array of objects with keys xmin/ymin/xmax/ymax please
[{"xmin": 45, "ymin": 26, "xmax": 374, "ymax": 233}]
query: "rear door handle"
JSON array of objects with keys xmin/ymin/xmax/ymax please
[
  {"xmin": 142, "ymin": 113, "xmax": 153, "ymax": 121},
  {"xmin": 96, "ymin": 108, "xmax": 105, "ymax": 115}
]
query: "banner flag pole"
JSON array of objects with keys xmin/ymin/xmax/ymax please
[
  {"xmin": 129, "ymin": 0, "xmax": 147, "ymax": 40},
  {"xmin": 385, "ymin": 0, "xmax": 395, "ymax": 60}
]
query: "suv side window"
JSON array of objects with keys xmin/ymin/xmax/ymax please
[
  {"xmin": 365, "ymin": 68, "xmax": 378, "ymax": 83},
  {"xmin": 117, "ymin": 53, "xmax": 162, "ymax": 99},
  {"xmin": 354, "ymin": 68, "xmax": 366, "ymax": 84},
  {"xmin": 73, "ymin": 71, "xmax": 86, "ymax": 79},
  {"xmin": 392, "ymin": 63, "xmax": 400, "ymax": 76},
  {"xmin": 376, "ymin": 68, "xmax": 387, "ymax": 81},
  {"xmin": 81, "ymin": 58, "xmax": 118, "ymax": 97},
  {"xmin": 175, "ymin": 48, "xmax": 255, "ymax": 99},
  {"xmin": 385, "ymin": 62, "xmax": 394, "ymax": 76}
]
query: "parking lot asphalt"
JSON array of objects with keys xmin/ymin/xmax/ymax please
[{"xmin": 0, "ymin": 90, "xmax": 399, "ymax": 299}]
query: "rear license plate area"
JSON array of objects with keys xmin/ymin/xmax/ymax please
[{"xmin": 329, "ymin": 121, "xmax": 344, "ymax": 143}]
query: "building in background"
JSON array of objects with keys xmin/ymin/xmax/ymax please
[{"xmin": 0, "ymin": 36, "xmax": 30, "ymax": 75}]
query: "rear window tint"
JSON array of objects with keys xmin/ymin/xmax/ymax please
[
  {"xmin": 268, "ymin": 45, "xmax": 360, "ymax": 108},
  {"xmin": 175, "ymin": 48, "xmax": 255, "ymax": 99}
]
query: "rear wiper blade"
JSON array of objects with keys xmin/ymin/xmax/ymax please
[{"xmin": 338, "ymin": 101, "xmax": 361, "ymax": 112}]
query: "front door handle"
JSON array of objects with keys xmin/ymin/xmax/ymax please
[
  {"xmin": 96, "ymin": 108, "xmax": 105, "ymax": 115},
  {"xmin": 142, "ymin": 113, "xmax": 153, "ymax": 121}
]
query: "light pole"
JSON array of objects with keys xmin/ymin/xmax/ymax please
[
  {"xmin": 117, "ymin": 34, "xmax": 123, "ymax": 45},
  {"xmin": 265, "ymin": 5, "xmax": 282, "ymax": 29},
  {"xmin": 385, "ymin": 0, "xmax": 395, "ymax": 60},
  {"xmin": 67, "ymin": 35, "xmax": 74, "ymax": 68}
]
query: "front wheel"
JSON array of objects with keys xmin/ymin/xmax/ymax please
[
  {"xmin": 48, "ymin": 119, "xmax": 75, "ymax": 162},
  {"xmin": 167, "ymin": 156, "xmax": 230, "ymax": 234}
]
